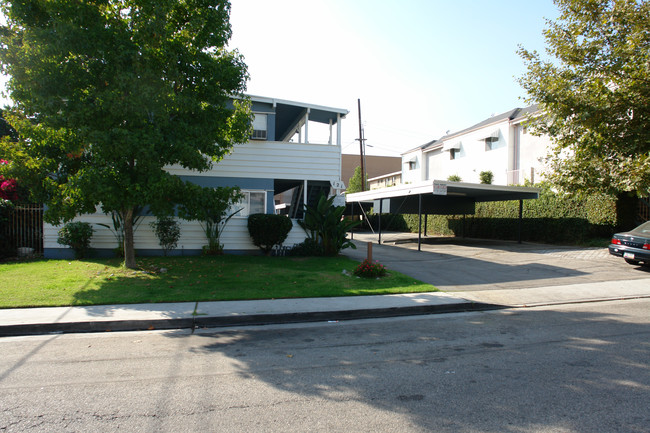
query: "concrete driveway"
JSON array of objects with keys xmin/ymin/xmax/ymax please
[{"xmin": 341, "ymin": 232, "xmax": 650, "ymax": 295}]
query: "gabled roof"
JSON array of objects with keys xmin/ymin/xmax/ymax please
[{"xmin": 403, "ymin": 104, "xmax": 540, "ymax": 155}]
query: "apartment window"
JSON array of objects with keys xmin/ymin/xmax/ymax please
[
  {"xmin": 485, "ymin": 138, "xmax": 498, "ymax": 151},
  {"xmin": 233, "ymin": 190, "xmax": 267, "ymax": 217},
  {"xmin": 482, "ymin": 130, "xmax": 499, "ymax": 151},
  {"xmin": 251, "ymin": 114, "xmax": 268, "ymax": 140}
]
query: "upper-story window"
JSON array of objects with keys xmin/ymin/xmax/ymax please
[
  {"xmin": 251, "ymin": 114, "xmax": 268, "ymax": 140},
  {"xmin": 483, "ymin": 131, "xmax": 500, "ymax": 151}
]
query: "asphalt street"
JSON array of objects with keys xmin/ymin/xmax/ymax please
[{"xmin": 1, "ymin": 298, "xmax": 649, "ymax": 432}]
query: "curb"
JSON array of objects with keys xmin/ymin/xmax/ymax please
[{"xmin": 0, "ymin": 301, "xmax": 501, "ymax": 337}]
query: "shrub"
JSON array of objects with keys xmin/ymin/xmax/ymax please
[
  {"xmin": 402, "ymin": 184, "xmax": 618, "ymax": 244},
  {"xmin": 447, "ymin": 174, "xmax": 462, "ymax": 182},
  {"xmin": 287, "ymin": 238, "xmax": 324, "ymax": 257},
  {"xmin": 353, "ymin": 259, "xmax": 387, "ymax": 278},
  {"xmin": 248, "ymin": 213, "xmax": 293, "ymax": 255},
  {"xmin": 150, "ymin": 216, "xmax": 181, "ymax": 256},
  {"xmin": 479, "ymin": 170, "xmax": 494, "ymax": 184},
  {"xmin": 298, "ymin": 194, "xmax": 360, "ymax": 256},
  {"xmin": 202, "ymin": 207, "xmax": 242, "ymax": 255},
  {"xmin": 57, "ymin": 221, "xmax": 94, "ymax": 258},
  {"xmin": 360, "ymin": 213, "xmax": 409, "ymax": 232}
]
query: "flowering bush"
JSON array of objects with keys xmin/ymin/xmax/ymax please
[
  {"xmin": 0, "ymin": 159, "xmax": 18, "ymax": 202},
  {"xmin": 353, "ymin": 259, "xmax": 387, "ymax": 279}
]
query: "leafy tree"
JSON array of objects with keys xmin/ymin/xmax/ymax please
[
  {"xmin": 346, "ymin": 166, "xmax": 366, "ymax": 194},
  {"xmin": 0, "ymin": 0, "xmax": 251, "ymax": 268},
  {"xmin": 518, "ymin": 0, "xmax": 650, "ymax": 230}
]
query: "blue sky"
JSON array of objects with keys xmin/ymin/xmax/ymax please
[{"xmin": 229, "ymin": 0, "xmax": 559, "ymax": 155}]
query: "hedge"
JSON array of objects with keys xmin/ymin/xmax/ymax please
[{"xmin": 401, "ymin": 185, "xmax": 617, "ymax": 244}]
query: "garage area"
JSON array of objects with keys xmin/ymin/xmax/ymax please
[
  {"xmin": 345, "ymin": 180, "xmax": 540, "ymax": 250},
  {"xmin": 343, "ymin": 181, "xmax": 650, "ymax": 296}
]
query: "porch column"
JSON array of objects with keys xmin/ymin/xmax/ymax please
[
  {"xmin": 328, "ymin": 119, "xmax": 333, "ymax": 145},
  {"xmin": 304, "ymin": 109, "xmax": 310, "ymax": 144},
  {"xmin": 304, "ymin": 179, "xmax": 308, "ymax": 209},
  {"xmin": 336, "ymin": 113, "xmax": 341, "ymax": 146}
]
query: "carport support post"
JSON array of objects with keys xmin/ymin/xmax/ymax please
[
  {"xmin": 518, "ymin": 199, "xmax": 523, "ymax": 244},
  {"xmin": 350, "ymin": 201, "xmax": 355, "ymax": 240},
  {"xmin": 378, "ymin": 199, "xmax": 382, "ymax": 244},
  {"xmin": 418, "ymin": 194, "xmax": 422, "ymax": 251},
  {"xmin": 424, "ymin": 214, "xmax": 428, "ymax": 237}
]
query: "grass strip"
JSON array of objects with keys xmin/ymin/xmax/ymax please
[{"xmin": 0, "ymin": 255, "xmax": 437, "ymax": 308}]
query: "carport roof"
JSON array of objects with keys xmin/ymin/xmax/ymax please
[{"xmin": 346, "ymin": 180, "xmax": 540, "ymax": 205}]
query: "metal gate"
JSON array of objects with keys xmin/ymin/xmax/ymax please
[{"xmin": 2, "ymin": 204, "xmax": 43, "ymax": 257}]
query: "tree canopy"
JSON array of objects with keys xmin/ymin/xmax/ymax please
[
  {"xmin": 0, "ymin": 0, "xmax": 251, "ymax": 267},
  {"xmin": 518, "ymin": 0, "xmax": 650, "ymax": 227}
]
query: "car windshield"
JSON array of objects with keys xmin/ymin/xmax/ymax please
[{"xmin": 631, "ymin": 221, "xmax": 650, "ymax": 235}]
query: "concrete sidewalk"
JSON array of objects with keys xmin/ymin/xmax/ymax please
[
  {"xmin": 0, "ymin": 291, "xmax": 484, "ymax": 337},
  {"xmin": 2, "ymin": 278, "xmax": 649, "ymax": 337}
]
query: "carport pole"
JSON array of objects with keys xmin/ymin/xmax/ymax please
[
  {"xmin": 518, "ymin": 199, "xmax": 523, "ymax": 244},
  {"xmin": 418, "ymin": 194, "xmax": 422, "ymax": 251},
  {"xmin": 378, "ymin": 199, "xmax": 382, "ymax": 244}
]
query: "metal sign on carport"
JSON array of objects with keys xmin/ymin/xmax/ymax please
[{"xmin": 345, "ymin": 180, "xmax": 540, "ymax": 251}]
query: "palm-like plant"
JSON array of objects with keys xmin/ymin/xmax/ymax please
[{"xmin": 298, "ymin": 194, "xmax": 360, "ymax": 256}]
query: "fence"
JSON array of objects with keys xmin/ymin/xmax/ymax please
[
  {"xmin": 2, "ymin": 204, "xmax": 43, "ymax": 257},
  {"xmin": 638, "ymin": 197, "xmax": 650, "ymax": 224}
]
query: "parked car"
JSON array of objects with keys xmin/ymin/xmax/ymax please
[{"xmin": 609, "ymin": 221, "xmax": 650, "ymax": 266}]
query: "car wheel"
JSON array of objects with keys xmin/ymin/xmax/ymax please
[{"xmin": 625, "ymin": 258, "xmax": 642, "ymax": 266}]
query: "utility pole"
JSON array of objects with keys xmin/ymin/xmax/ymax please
[{"xmin": 357, "ymin": 98, "xmax": 366, "ymax": 191}]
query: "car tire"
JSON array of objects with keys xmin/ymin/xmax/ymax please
[{"xmin": 625, "ymin": 258, "xmax": 642, "ymax": 266}]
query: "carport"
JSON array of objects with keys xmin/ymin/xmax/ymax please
[{"xmin": 345, "ymin": 180, "xmax": 540, "ymax": 251}]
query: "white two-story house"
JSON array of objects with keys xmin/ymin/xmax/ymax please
[
  {"xmin": 44, "ymin": 95, "xmax": 348, "ymax": 258},
  {"xmin": 402, "ymin": 105, "xmax": 550, "ymax": 186}
]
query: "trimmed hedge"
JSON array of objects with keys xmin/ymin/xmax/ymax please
[
  {"xmin": 401, "ymin": 185, "xmax": 617, "ymax": 244},
  {"xmin": 248, "ymin": 213, "xmax": 293, "ymax": 255},
  {"xmin": 356, "ymin": 213, "xmax": 409, "ymax": 232}
]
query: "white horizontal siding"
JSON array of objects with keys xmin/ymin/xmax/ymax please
[
  {"xmin": 45, "ymin": 214, "xmax": 308, "ymax": 253},
  {"xmin": 166, "ymin": 141, "xmax": 341, "ymax": 181}
]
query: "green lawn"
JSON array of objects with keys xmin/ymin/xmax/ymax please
[{"xmin": 0, "ymin": 255, "xmax": 437, "ymax": 308}]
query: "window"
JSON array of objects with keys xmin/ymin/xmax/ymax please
[
  {"xmin": 449, "ymin": 149, "xmax": 458, "ymax": 160},
  {"xmin": 251, "ymin": 114, "xmax": 268, "ymax": 140},
  {"xmin": 233, "ymin": 191, "xmax": 267, "ymax": 217},
  {"xmin": 408, "ymin": 160, "xmax": 416, "ymax": 170},
  {"xmin": 485, "ymin": 138, "xmax": 498, "ymax": 151}
]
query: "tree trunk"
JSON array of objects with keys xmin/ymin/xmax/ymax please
[
  {"xmin": 615, "ymin": 192, "xmax": 638, "ymax": 232},
  {"xmin": 123, "ymin": 207, "xmax": 137, "ymax": 269}
]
